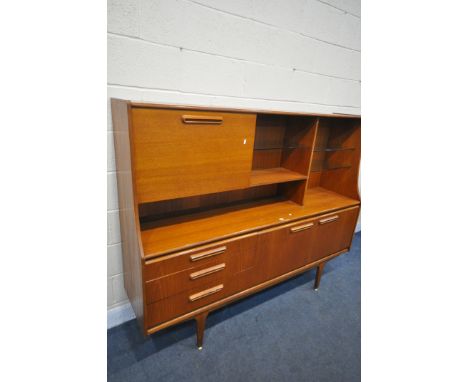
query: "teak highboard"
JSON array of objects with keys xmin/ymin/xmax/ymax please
[{"xmin": 111, "ymin": 99, "xmax": 361, "ymax": 349}]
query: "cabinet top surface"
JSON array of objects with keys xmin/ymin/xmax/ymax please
[
  {"xmin": 140, "ymin": 187, "xmax": 360, "ymax": 260},
  {"xmin": 112, "ymin": 98, "xmax": 361, "ymax": 119}
]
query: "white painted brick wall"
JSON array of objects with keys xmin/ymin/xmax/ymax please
[{"xmin": 107, "ymin": 0, "xmax": 361, "ymax": 313}]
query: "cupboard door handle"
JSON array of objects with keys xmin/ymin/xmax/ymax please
[
  {"xmin": 290, "ymin": 222, "xmax": 314, "ymax": 233},
  {"xmin": 189, "ymin": 284, "xmax": 224, "ymax": 302},
  {"xmin": 319, "ymin": 215, "xmax": 339, "ymax": 225},
  {"xmin": 190, "ymin": 246, "xmax": 226, "ymax": 262},
  {"xmin": 190, "ymin": 263, "xmax": 226, "ymax": 280},
  {"xmin": 182, "ymin": 115, "xmax": 223, "ymax": 125}
]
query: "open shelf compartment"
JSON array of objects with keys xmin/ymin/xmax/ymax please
[
  {"xmin": 249, "ymin": 113, "xmax": 316, "ymax": 202},
  {"xmin": 140, "ymin": 187, "xmax": 360, "ymax": 258},
  {"xmin": 308, "ymin": 117, "xmax": 361, "ymax": 200}
]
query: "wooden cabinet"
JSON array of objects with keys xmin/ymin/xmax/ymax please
[{"xmin": 111, "ymin": 100, "xmax": 361, "ymax": 348}]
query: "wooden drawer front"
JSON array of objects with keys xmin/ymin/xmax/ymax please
[
  {"xmin": 147, "ymin": 281, "xmax": 231, "ymax": 327},
  {"xmin": 146, "ymin": 270, "xmax": 257, "ymax": 327},
  {"xmin": 145, "ymin": 261, "xmax": 228, "ymax": 304},
  {"xmin": 145, "ymin": 245, "xmax": 229, "ymax": 281},
  {"xmin": 144, "ymin": 234, "xmax": 259, "ymax": 281},
  {"xmin": 145, "ymin": 234, "xmax": 259, "ymax": 326},
  {"xmin": 258, "ymin": 219, "xmax": 316, "ymax": 280},
  {"xmin": 131, "ymin": 108, "xmax": 256, "ymax": 203},
  {"xmin": 144, "ymin": 234, "xmax": 259, "ymax": 303},
  {"xmin": 312, "ymin": 207, "xmax": 359, "ymax": 262}
]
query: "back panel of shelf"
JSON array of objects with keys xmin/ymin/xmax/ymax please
[
  {"xmin": 139, "ymin": 184, "xmax": 282, "ymax": 224},
  {"xmin": 253, "ymin": 114, "xmax": 316, "ymax": 174}
]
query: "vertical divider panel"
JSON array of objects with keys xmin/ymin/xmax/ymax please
[
  {"xmin": 308, "ymin": 117, "xmax": 328, "ymax": 188},
  {"xmin": 278, "ymin": 116, "xmax": 317, "ymax": 205}
]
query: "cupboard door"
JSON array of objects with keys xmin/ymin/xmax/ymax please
[
  {"xmin": 312, "ymin": 207, "xmax": 359, "ymax": 262},
  {"xmin": 131, "ymin": 108, "xmax": 256, "ymax": 203},
  {"xmin": 285, "ymin": 219, "xmax": 317, "ymax": 270},
  {"xmin": 258, "ymin": 219, "xmax": 316, "ymax": 280}
]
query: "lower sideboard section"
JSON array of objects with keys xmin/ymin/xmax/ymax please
[{"xmin": 144, "ymin": 206, "xmax": 359, "ymax": 330}]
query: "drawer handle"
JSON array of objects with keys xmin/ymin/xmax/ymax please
[
  {"xmin": 190, "ymin": 246, "xmax": 227, "ymax": 262},
  {"xmin": 190, "ymin": 263, "xmax": 226, "ymax": 280},
  {"xmin": 182, "ymin": 115, "xmax": 223, "ymax": 125},
  {"xmin": 189, "ymin": 284, "xmax": 224, "ymax": 302},
  {"xmin": 319, "ymin": 215, "xmax": 339, "ymax": 225},
  {"xmin": 290, "ymin": 222, "xmax": 314, "ymax": 233}
]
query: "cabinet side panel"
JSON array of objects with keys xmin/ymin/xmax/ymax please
[{"xmin": 111, "ymin": 99, "xmax": 145, "ymax": 330}]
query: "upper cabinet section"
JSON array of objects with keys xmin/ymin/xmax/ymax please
[{"xmin": 130, "ymin": 107, "xmax": 256, "ymax": 203}]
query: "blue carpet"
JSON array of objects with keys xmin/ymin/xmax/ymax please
[{"xmin": 108, "ymin": 232, "xmax": 361, "ymax": 382}]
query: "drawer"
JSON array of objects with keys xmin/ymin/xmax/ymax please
[
  {"xmin": 146, "ymin": 270, "xmax": 256, "ymax": 327},
  {"xmin": 145, "ymin": 244, "xmax": 229, "ymax": 281},
  {"xmin": 144, "ymin": 233, "xmax": 259, "ymax": 281},
  {"xmin": 147, "ymin": 281, "xmax": 231, "ymax": 327},
  {"xmin": 131, "ymin": 108, "xmax": 256, "ymax": 203},
  {"xmin": 145, "ymin": 234, "xmax": 260, "ymax": 326},
  {"xmin": 312, "ymin": 206, "xmax": 359, "ymax": 262},
  {"xmin": 145, "ymin": 260, "xmax": 228, "ymax": 304}
]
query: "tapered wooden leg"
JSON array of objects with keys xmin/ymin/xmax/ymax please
[
  {"xmin": 195, "ymin": 312, "xmax": 208, "ymax": 350},
  {"xmin": 314, "ymin": 262, "xmax": 325, "ymax": 290}
]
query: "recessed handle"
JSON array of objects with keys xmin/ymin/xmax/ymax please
[
  {"xmin": 290, "ymin": 222, "xmax": 314, "ymax": 233},
  {"xmin": 189, "ymin": 284, "xmax": 224, "ymax": 302},
  {"xmin": 190, "ymin": 246, "xmax": 226, "ymax": 262},
  {"xmin": 319, "ymin": 215, "xmax": 339, "ymax": 225},
  {"xmin": 182, "ymin": 115, "xmax": 223, "ymax": 125},
  {"xmin": 190, "ymin": 263, "xmax": 226, "ymax": 280}
]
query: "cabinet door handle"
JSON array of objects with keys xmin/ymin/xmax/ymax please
[
  {"xmin": 319, "ymin": 215, "xmax": 339, "ymax": 225},
  {"xmin": 189, "ymin": 284, "xmax": 224, "ymax": 302},
  {"xmin": 182, "ymin": 115, "xmax": 223, "ymax": 125},
  {"xmin": 290, "ymin": 222, "xmax": 314, "ymax": 233},
  {"xmin": 190, "ymin": 246, "xmax": 227, "ymax": 262},
  {"xmin": 190, "ymin": 263, "xmax": 226, "ymax": 280}
]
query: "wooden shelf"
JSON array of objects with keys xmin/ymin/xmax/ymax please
[
  {"xmin": 140, "ymin": 187, "xmax": 360, "ymax": 259},
  {"xmin": 250, "ymin": 167, "xmax": 307, "ymax": 187},
  {"xmin": 310, "ymin": 164, "xmax": 352, "ymax": 172},
  {"xmin": 313, "ymin": 147, "xmax": 355, "ymax": 152}
]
